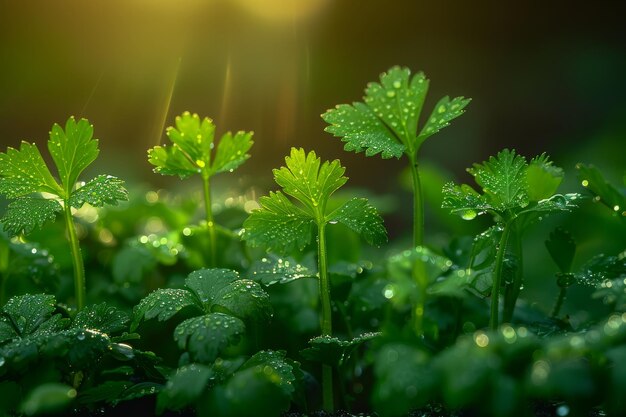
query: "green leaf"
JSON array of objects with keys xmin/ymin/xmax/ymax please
[
  {"xmin": 0, "ymin": 197, "xmax": 62, "ymax": 236},
  {"xmin": 48, "ymin": 117, "xmax": 99, "ymax": 193},
  {"xmin": 69, "ymin": 174, "xmax": 127, "ymax": 208},
  {"xmin": 0, "ymin": 141, "xmax": 62, "ymax": 197},
  {"xmin": 185, "ymin": 268, "xmax": 239, "ymax": 307},
  {"xmin": 249, "ymin": 255, "xmax": 316, "ymax": 286},
  {"xmin": 1, "ymin": 293, "xmax": 56, "ymax": 336},
  {"xmin": 72, "ymin": 303, "xmax": 129, "ymax": 335},
  {"xmin": 526, "ymin": 153, "xmax": 564, "ymax": 201},
  {"xmin": 156, "ymin": 364, "xmax": 213, "ymax": 413},
  {"xmin": 274, "ymin": 148, "xmax": 347, "ymax": 213},
  {"xmin": 300, "ymin": 332, "xmax": 379, "ymax": 367},
  {"xmin": 577, "ymin": 163, "xmax": 626, "ymax": 217},
  {"xmin": 467, "ymin": 149, "xmax": 529, "ymax": 211},
  {"xmin": 545, "ymin": 228, "xmax": 576, "ymax": 274},
  {"xmin": 327, "ymin": 197, "xmax": 387, "ymax": 246},
  {"xmin": 363, "ymin": 66, "xmax": 429, "ymax": 147},
  {"xmin": 131, "ymin": 288, "xmax": 203, "ymax": 331},
  {"xmin": 20, "ymin": 383, "xmax": 76, "ymax": 416},
  {"xmin": 322, "ymin": 102, "xmax": 405, "ymax": 159},
  {"xmin": 173, "ymin": 312, "xmax": 245, "ymax": 363},
  {"xmin": 241, "ymin": 191, "xmax": 314, "ymax": 254},
  {"xmin": 185, "ymin": 268, "xmax": 272, "ymax": 322},
  {"xmin": 441, "ymin": 182, "xmax": 491, "ymax": 219},
  {"xmin": 147, "ymin": 144, "xmax": 197, "ymax": 178},
  {"xmin": 417, "ymin": 95, "xmax": 471, "ymax": 146},
  {"xmin": 238, "ymin": 350, "xmax": 300, "ymax": 398},
  {"xmin": 211, "ymin": 130, "xmax": 254, "ymax": 175}
]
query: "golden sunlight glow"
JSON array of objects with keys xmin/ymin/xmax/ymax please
[{"xmin": 233, "ymin": 0, "xmax": 329, "ymax": 22}]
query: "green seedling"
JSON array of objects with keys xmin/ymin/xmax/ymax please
[
  {"xmin": 148, "ymin": 111, "xmax": 253, "ymax": 266},
  {"xmin": 322, "ymin": 65, "xmax": 470, "ymax": 247},
  {"xmin": 442, "ymin": 149, "xmax": 579, "ymax": 329},
  {"xmin": 242, "ymin": 147, "xmax": 387, "ymax": 411},
  {"xmin": 0, "ymin": 117, "xmax": 127, "ymax": 310}
]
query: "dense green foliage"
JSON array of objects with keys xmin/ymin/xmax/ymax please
[{"xmin": 0, "ymin": 66, "xmax": 625, "ymax": 417}]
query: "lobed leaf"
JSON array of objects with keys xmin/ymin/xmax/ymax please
[
  {"xmin": 48, "ymin": 117, "xmax": 99, "ymax": 193},
  {"xmin": 166, "ymin": 112, "xmax": 215, "ymax": 167},
  {"xmin": 131, "ymin": 288, "xmax": 203, "ymax": 331},
  {"xmin": 0, "ymin": 197, "xmax": 62, "ymax": 236},
  {"xmin": 1, "ymin": 293, "xmax": 56, "ymax": 337},
  {"xmin": 322, "ymin": 102, "xmax": 405, "ymax": 159},
  {"xmin": 185, "ymin": 268, "xmax": 240, "ymax": 306},
  {"xmin": 467, "ymin": 149, "xmax": 529, "ymax": 211},
  {"xmin": 327, "ymin": 197, "xmax": 388, "ymax": 246},
  {"xmin": 211, "ymin": 130, "xmax": 254, "ymax": 175},
  {"xmin": 173, "ymin": 312, "xmax": 245, "ymax": 363},
  {"xmin": 441, "ymin": 182, "xmax": 491, "ymax": 219},
  {"xmin": 0, "ymin": 141, "xmax": 61, "ymax": 198},
  {"xmin": 274, "ymin": 148, "xmax": 347, "ymax": 213},
  {"xmin": 300, "ymin": 332, "xmax": 379, "ymax": 367},
  {"xmin": 147, "ymin": 144, "xmax": 197, "ymax": 178},
  {"xmin": 526, "ymin": 154, "xmax": 564, "ymax": 201},
  {"xmin": 241, "ymin": 191, "xmax": 314, "ymax": 254},
  {"xmin": 72, "ymin": 303, "xmax": 129, "ymax": 335},
  {"xmin": 417, "ymin": 95, "xmax": 471, "ymax": 147},
  {"xmin": 68, "ymin": 175, "xmax": 128, "ymax": 208},
  {"xmin": 249, "ymin": 255, "xmax": 316, "ymax": 286}
]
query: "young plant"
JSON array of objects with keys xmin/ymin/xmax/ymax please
[
  {"xmin": 0, "ymin": 117, "xmax": 127, "ymax": 310},
  {"xmin": 242, "ymin": 147, "xmax": 387, "ymax": 411},
  {"xmin": 442, "ymin": 149, "xmax": 579, "ymax": 329},
  {"xmin": 322, "ymin": 66, "xmax": 470, "ymax": 247},
  {"xmin": 147, "ymin": 111, "xmax": 253, "ymax": 266}
]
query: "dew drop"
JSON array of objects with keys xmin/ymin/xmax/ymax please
[{"xmin": 461, "ymin": 209, "xmax": 477, "ymax": 220}]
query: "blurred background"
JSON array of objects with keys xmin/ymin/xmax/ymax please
[{"xmin": 1, "ymin": 0, "xmax": 625, "ymax": 312}]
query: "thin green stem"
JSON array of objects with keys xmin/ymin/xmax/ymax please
[
  {"xmin": 408, "ymin": 159, "xmax": 424, "ymax": 248},
  {"xmin": 412, "ymin": 259, "xmax": 428, "ymax": 336},
  {"xmin": 551, "ymin": 287, "xmax": 567, "ymax": 319},
  {"xmin": 64, "ymin": 202, "xmax": 85, "ymax": 311},
  {"xmin": 201, "ymin": 175, "xmax": 217, "ymax": 267},
  {"xmin": 317, "ymin": 221, "xmax": 334, "ymax": 412},
  {"xmin": 503, "ymin": 226, "xmax": 523, "ymax": 323},
  {"xmin": 490, "ymin": 222, "xmax": 512, "ymax": 330}
]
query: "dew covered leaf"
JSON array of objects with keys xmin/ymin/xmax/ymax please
[
  {"xmin": 72, "ymin": 303, "xmax": 129, "ymax": 335},
  {"xmin": 322, "ymin": 102, "xmax": 405, "ymax": 159},
  {"xmin": 131, "ymin": 288, "xmax": 203, "ymax": 331},
  {"xmin": 241, "ymin": 191, "xmax": 314, "ymax": 254},
  {"xmin": 441, "ymin": 182, "xmax": 492, "ymax": 219},
  {"xmin": 1, "ymin": 293, "xmax": 56, "ymax": 337},
  {"xmin": 156, "ymin": 363, "xmax": 213, "ymax": 413},
  {"xmin": 237, "ymin": 350, "xmax": 300, "ymax": 398},
  {"xmin": 300, "ymin": 332, "xmax": 379, "ymax": 367},
  {"xmin": 526, "ymin": 153, "xmax": 564, "ymax": 201},
  {"xmin": 363, "ymin": 67, "xmax": 429, "ymax": 147},
  {"xmin": 68, "ymin": 175, "xmax": 128, "ymax": 208},
  {"xmin": 545, "ymin": 228, "xmax": 576, "ymax": 274},
  {"xmin": 327, "ymin": 197, "xmax": 387, "ymax": 246},
  {"xmin": 249, "ymin": 255, "xmax": 317, "ymax": 286},
  {"xmin": 577, "ymin": 163, "xmax": 626, "ymax": 218},
  {"xmin": 467, "ymin": 149, "xmax": 529, "ymax": 211},
  {"xmin": 185, "ymin": 268, "xmax": 239, "ymax": 307},
  {"xmin": 0, "ymin": 141, "xmax": 62, "ymax": 198},
  {"xmin": 212, "ymin": 279, "xmax": 272, "ymax": 323},
  {"xmin": 0, "ymin": 197, "xmax": 62, "ymax": 236},
  {"xmin": 517, "ymin": 194, "xmax": 580, "ymax": 219},
  {"xmin": 274, "ymin": 148, "xmax": 347, "ymax": 212},
  {"xmin": 173, "ymin": 312, "xmax": 245, "ymax": 363},
  {"xmin": 417, "ymin": 95, "xmax": 471, "ymax": 147},
  {"xmin": 211, "ymin": 130, "xmax": 254, "ymax": 175},
  {"xmin": 48, "ymin": 117, "xmax": 99, "ymax": 193},
  {"xmin": 148, "ymin": 112, "xmax": 214, "ymax": 178}
]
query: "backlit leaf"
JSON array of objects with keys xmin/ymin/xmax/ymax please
[
  {"xmin": 0, "ymin": 141, "xmax": 61, "ymax": 197},
  {"xmin": 526, "ymin": 154, "xmax": 564, "ymax": 201},
  {"xmin": 417, "ymin": 96, "xmax": 471, "ymax": 147},
  {"xmin": 69, "ymin": 175, "xmax": 128, "ymax": 208},
  {"xmin": 328, "ymin": 197, "xmax": 387, "ymax": 246},
  {"xmin": 211, "ymin": 131, "xmax": 254, "ymax": 175},
  {"xmin": 242, "ymin": 191, "xmax": 314, "ymax": 254},
  {"xmin": 48, "ymin": 117, "xmax": 99, "ymax": 193},
  {"xmin": 0, "ymin": 197, "xmax": 62, "ymax": 236}
]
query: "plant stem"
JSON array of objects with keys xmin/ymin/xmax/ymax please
[
  {"xmin": 317, "ymin": 221, "xmax": 334, "ymax": 412},
  {"xmin": 490, "ymin": 222, "xmax": 512, "ymax": 330},
  {"xmin": 412, "ymin": 259, "xmax": 428, "ymax": 336},
  {"xmin": 408, "ymin": 159, "xmax": 424, "ymax": 247},
  {"xmin": 503, "ymin": 226, "xmax": 523, "ymax": 323},
  {"xmin": 0, "ymin": 239, "xmax": 8, "ymax": 306},
  {"xmin": 64, "ymin": 202, "xmax": 85, "ymax": 311},
  {"xmin": 201, "ymin": 175, "xmax": 217, "ymax": 267},
  {"xmin": 551, "ymin": 287, "xmax": 567, "ymax": 318}
]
